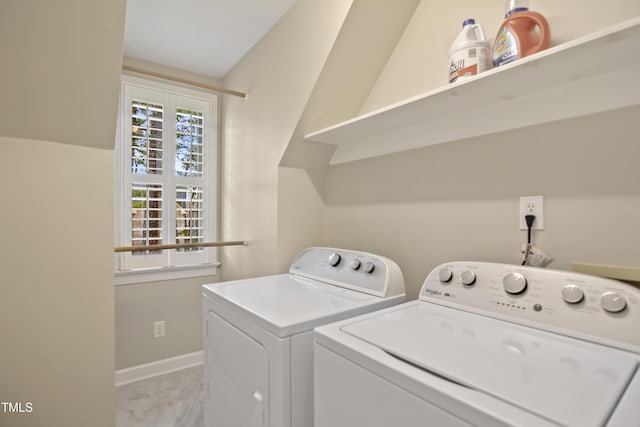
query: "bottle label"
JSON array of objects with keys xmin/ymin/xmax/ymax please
[
  {"xmin": 493, "ymin": 27, "xmax": 519, "ymax": 67},
  {"xmin": 449, "ymin": 46, "xmax": 490, "ymax": 83}
]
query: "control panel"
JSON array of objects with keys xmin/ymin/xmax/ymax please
[
  {"xmin": 289, "ymin": 247, "xmax": 405, "ymax": 298},
  {"xmin": 421, "ymin": 262, "xmax": 640, "ymax": 353}
]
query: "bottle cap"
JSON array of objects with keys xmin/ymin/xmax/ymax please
[
  {"xmin": 462, "ymin": 18, "xmax": 475, "ymax": 27},
  {"xmin": 505, "ymin": 0, "xmax": 529, "ymax": 16}
]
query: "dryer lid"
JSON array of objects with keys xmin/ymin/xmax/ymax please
[
  {"xmin": 341, "ymin": 302, "xmax": 639, "ymax": 427},
  {"xmin": 205, "ymin": 274, "xmax": 391, "ymax": 337}
]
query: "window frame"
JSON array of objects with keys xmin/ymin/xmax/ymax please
[{"xmin": 115, "ymin": 75, "xmax": 219, "ymax": 284}]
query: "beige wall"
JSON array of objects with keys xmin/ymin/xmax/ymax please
[
  {"xmin": 215, "ymin": 0, "xmax": 640, "ymax": 299},
  {"xmin": 115, "ymin": 275, "xmax": 216, "ymax": 369},
  {"xmin": 0, "ymin": 1, "xmax": 125, "ymax": 426},
  {"xmin": 325, "ymin": 108, "xmax": 640, "ymax": 298},
  {"xmin": 0, "ymin": 138, "xmax": 116, "ymax": 427},
  {"xmin": 217, "ymin": 0, "xmax": 640, "ymax": 303},
  {"xmin": 275, "ymin": 0, "xmax": 421, "ymax": 270},
  {"xmin": 115, "ymin": 59, "xmax": 224, "ymax": 370},
  {"xmin": 0, "ymin": 0, "xmax": 124, "ymax": 150},
  {"xmin": 11, "ymin": 1, "xmax": 637, "ymax": 423},
  {"xmin": 324, "ymin": 0, "xmax": 640, "ymax": 298},
  {"xmin": 220, "ymin": 0, "xmax": 355, "ymax": 280},
  {"xmin": 277, "ymin": 167, "xmax": 327, "ymax": 271},
  {"xmin": 114, "ymin": 0, "xmax": 640, "ymax": 371}
]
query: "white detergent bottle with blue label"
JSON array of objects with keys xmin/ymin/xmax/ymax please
[{"xmin": 448, "ymin": 18, "xmax": 491, "ymax": 84}]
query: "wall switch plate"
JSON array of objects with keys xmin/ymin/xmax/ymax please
[
  {"xmin": 519, "ymin": 195, "xmax": 544, "ymax": 230},
  {"xmin": 154, "ymin": 320, "xmax": 166, "ymax": 338}
]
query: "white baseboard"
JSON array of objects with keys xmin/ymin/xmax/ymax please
[{"xmin": 116, "ymin": 350, "xmax": 204, "ymax": 387}]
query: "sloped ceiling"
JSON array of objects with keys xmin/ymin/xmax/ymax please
[
  {"xmin": 124, "ymin": 0, "xmax": 299, "ymax": 78},
  {"xmin": 0, "ymin": 0, "xmax": 127, "ymax": 150}
]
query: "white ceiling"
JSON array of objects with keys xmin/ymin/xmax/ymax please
[{"xmin": 123, "ymin": 0, "xmax": 299, "ymax": 78}]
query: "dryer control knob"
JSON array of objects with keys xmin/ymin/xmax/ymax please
[
  {"xmin": 363, "ymin": 261, "xmax": 375, "ymax": 274},
  {"xmin": 350, "ymin": 259, "xmax": 361, "ymax": 270},
  {"xmin": 503, "ymin": 272, "xmax": 527, "ymax": 295},
  {"xmin": 460, "ymin": 270, "xmax": 476, "ymax": 286},
  {"xmin": 601, "ymin": 292, "xmax": 627, "ymax": 313},
  {"xmin": 439, "ymin": 268, "xmax": 453, "ymax": 283},
  {"xmin": 328, "ymin": 253, "xmax": 342, "ymax": 267},
  {"xmin": 562, "ymin": 285, "xmax": 584, "ymax": 304}
]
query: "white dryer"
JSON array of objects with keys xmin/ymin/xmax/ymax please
[
  {"xmin": 202, "ymin": 247, "xmax": 405, "ymax": 427},
  {"xmin": 314, "ymin": 261, "xmax": 640, "ymax": 427}
]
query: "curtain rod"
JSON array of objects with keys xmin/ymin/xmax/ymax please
[
  {"xmin": 122, "ymin": 64, "xmax": 247, "ymax": 98},
  {"xmin": 114, "ymin": 240, "xmax": 248, "ymax": 253}
]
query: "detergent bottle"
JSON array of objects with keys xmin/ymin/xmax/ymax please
[
  {"xmin": 492, "ymin": 0, "xmax": 550, "ymax": 67},
  {"xmin": 448, "ymin": 18, "xmax": 491, "ymax": 84}
]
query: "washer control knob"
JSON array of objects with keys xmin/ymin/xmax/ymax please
[
  {"xmin": 439, "ymin": 268, "xmax": 453, "ymax": 283},
  {"xmin": 562, "ymin": 285, "xmax": 584, "ymax": 304},
  {"xmin": 601, "ymin": 292, "xmax": 627, "ymax": 313},
  {"xmin": 363, "ymin": 261, "xmax": 375, "ymax": 274},
  {"xmin": 328, "ymin": 253, "xmax": 342, "ymax": 267},
  {"xmin": 460, "ymin": 270, "xmax": 476, "ymax": 286},
  {"xmin": 503, "ymin": 273, "xmax": 527, "ymax": 295},
  {"xmin": 350, "ymin": 259, "xmax": 361, "ymax": 270}
]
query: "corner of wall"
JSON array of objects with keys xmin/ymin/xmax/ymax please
[{"xmin": 279, "ymin": 0, "xmax": 421, "ymax": 194}]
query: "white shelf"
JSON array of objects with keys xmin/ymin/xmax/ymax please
[{"xmin": 305, "ymin": 17, "xmax": 640, "ymax": 165}]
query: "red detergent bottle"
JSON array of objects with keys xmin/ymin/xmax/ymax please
[{"xmin": 492, "ymin": 0, "xmax": 550, "ymax": 67}]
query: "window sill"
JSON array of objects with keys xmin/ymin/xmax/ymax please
[{"xmin": 115, "ymin": 263, "xmax": 220, "ymax": 285}]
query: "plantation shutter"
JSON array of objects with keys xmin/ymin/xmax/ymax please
[
  {"xmin": 118, "ymin": 81, "xmax": 216, "ymax": 271},
  {"xmin": 170, "ymin": 94, "xmax": 212, "ymax": 266}
]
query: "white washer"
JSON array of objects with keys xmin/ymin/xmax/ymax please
[
  {"xmin": 314, "ymin": 261, "xmax": 640, "ymax": 427},
  {"xmin": 202, "ymin": 247, "xmax": 405, "ymax": 427}
]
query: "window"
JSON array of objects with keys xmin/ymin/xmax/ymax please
[{"xmin": 115, "ymin": 76, "xmax": 217, "ymax": 278}]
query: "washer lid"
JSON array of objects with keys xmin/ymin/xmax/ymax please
[
  {"xmin": 341, "ymin": 303, "xmax": 639, "ymax": 427},
  {"xmin": 204, "ymin": 274, "xmax": 389, "ymax": 337}
]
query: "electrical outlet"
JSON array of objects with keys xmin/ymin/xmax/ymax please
[
  {"xmin": 519, "ymin": 195, "xmax": 544, "ymax": 230},
  {"xmin": 154, "ymin": 320, "xmax": 166, "ymax": 338}
]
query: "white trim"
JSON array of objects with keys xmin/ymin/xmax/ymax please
[
  {"xmin": 115, "ymin": 351, "xmax": 204, "ymax": 387},
  {"xmin": 115, "ymin": 263, "xmax": 220, "ymax": 285}
]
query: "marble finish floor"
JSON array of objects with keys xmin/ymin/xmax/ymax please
[{"xmin": 116, "ymin": 365, "xmax": 204, "ymax": 427}]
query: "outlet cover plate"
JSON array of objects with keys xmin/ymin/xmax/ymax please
[
  {"xmin": 519, "ymin": 195, "xmax": 544, "ymax": 230},
  {"xmin": 154, "ymin": 320, "xmax": 166, "ymax": 338}
]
